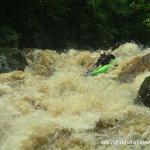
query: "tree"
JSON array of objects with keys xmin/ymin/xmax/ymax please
[{"xmin": 0, "ymin": 25, "xmax": 19, "ymax": 47}]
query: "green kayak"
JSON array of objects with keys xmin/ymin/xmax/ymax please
[{"xmin": 88, "ymin": 59, "xmax": 117, "ymax": 76}]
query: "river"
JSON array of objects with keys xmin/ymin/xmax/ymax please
[{"xmin": 0, "ymin": 43, "xmax": 150, "ymax": 150}]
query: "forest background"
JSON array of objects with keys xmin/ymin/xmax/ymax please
[{"xmin": 0, "ymin": 0, "xmax": 150, "ymax": 50}]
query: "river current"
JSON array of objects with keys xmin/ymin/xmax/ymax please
[{"xmin": 0, "ymin": 43, "xmax": 150, "ymax": 150}]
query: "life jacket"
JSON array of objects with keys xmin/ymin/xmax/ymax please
[{"xmin": 95, "ymin": 54, "xmax": 115, "ymax": 66}]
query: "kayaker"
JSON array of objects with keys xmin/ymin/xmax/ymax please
[
  {"xmin": 94, "ymin": 50, "xmax": 115, "ymax": 67},
  {"xmin": 84, "ymin": 50, "xmax": 116, "ymax": 76}
]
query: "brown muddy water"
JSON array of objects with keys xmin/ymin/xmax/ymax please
[{"xmin": 0, "ymin": 43, "xmax": 150, "ymax": 150}]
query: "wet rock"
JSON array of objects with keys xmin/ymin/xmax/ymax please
[
  {"xmin": 117, "ymin": 53, "xmax": 150, "ymax": 82},
  {"xmin": 0, "ymin": 47, "xmax": 27, "ymax": 73},
  {"xmin": 135, "ymin": 76, "xmax": 150, "ymax": 107}
]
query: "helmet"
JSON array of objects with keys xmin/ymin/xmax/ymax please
[
  {"xmin": 100, "ymin": 50, "xmax": 105, "ymax": 55},
  {"xmin": 108, "ymin": 49, "xmax": 112, "ymax": 54}
]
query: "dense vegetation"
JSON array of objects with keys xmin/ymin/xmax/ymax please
[{"xmin": 0, "ymin": 0, "xmax": 150, "ymax": 50}]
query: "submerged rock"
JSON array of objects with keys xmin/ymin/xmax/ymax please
[
  {"xmin": 0, "ymin": 48, "xmax": 27, "ymax": 73},
  {"xmin": 117, "ymin": 53, "xmax": 150, "ymax": 82},
  {"xmin": 135, "ymin": 76, "xmax": 150, "ymax": 107}
]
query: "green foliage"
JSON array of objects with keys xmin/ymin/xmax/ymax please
[
  {"xmin": 143, "ymin": 18, "xmax": 150, "ymax": 28},
  {"xmin": 45, "ymin": 0, "xmax": 71, "ymax": 17},
  {"xmin": 0, "ymin": 0, "xmax": 149, "ymax": 49},
  {"xmin": 0, "ymin": 26, "xmax": 19, "ymax": 48}
]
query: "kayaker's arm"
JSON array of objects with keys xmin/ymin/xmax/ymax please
[
  {"xmin": 109, "ymin": 54, "xmax": 115, "ymax": 60},
  {"xmin": 84, "ymin": 64, "xmax": 102, "ymax": 76},
  {"xmin": 95, "ymin": 57, "xmax": 102, "ymax": 67},
  {"xmin": 84, "ymin": 56, "xmax": 104, "ymax": 76},
  {"xmin": 84, "ymin": 66, "xmax": 95, "ymax": 76}
]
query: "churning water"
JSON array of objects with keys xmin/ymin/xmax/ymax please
[{"xmin": 0, "ymin": 43, "xmax": 150, "ymax": 150}]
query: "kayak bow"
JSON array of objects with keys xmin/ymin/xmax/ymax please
[{"xmin": 88, "ymin": 59, "xmax": 117, "ymax": 76}]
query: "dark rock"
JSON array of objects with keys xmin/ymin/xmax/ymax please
[
  {"xmin": 0, "ymin": 47, "xmax": 27, "ymax": 73},
  {"xmin": 135, "ymin": 76, "xmax": 150, "ymax": 107}
]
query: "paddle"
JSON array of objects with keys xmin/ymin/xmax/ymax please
[{"xmin": 84, "ymin": 65, "xmax": 100, "ymax": 76}]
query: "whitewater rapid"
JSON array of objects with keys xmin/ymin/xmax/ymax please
[{"xmin": 0, "ymin": 43, "xmax": 150, "ymax": 150}]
